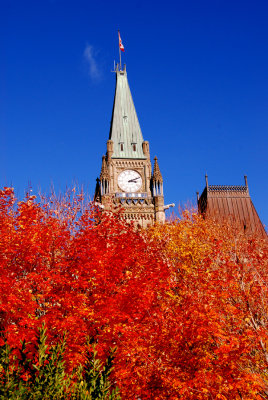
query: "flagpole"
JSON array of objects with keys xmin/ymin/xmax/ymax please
[
  {"xmin": 119, "ymin": 47, "xmax": 121, "ymax": 71},
  {"xmin": 118, "ymin": 30, "xmax": 121, "ymax": 70}
]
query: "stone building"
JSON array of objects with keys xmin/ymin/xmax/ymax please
[
  {"xmin": 94, "ymin": 63, "xmax": 266, "ymax": 236},
  {"xmin": 94, "ymin": 64, "xmax": 173, "ymax": 227}
]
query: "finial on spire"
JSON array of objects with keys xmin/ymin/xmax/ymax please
[{"xmin": 205, "ymin": 174, "xmax": 208, "ymax": 188}]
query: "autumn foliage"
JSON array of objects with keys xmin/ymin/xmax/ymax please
[{"xmin": 0, "ymin": 187, "xmax": 267, "ymax": 399}]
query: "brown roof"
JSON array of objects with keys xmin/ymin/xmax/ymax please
[{"xmin": 198, "ymin": 178, "xmax": 267, "ymax": 239}]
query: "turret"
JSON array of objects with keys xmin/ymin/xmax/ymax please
[
  {"xmin": 152, "ymin": 157, "xmax": 163, "ymax": 196},
  {"xmin": 100, "ymin": 155, "xmax": 110, "ymax": 195},
  {"xmin": 106, "ymin": 140, "xmax": 114, "ymax": 161},
  {"xmin": 142, "ymin": 141, "xmax": 150, "ymax": 158},
  {"xmin": 152, "ymin": 157, "xmax": 165, "ymax": 223},
  {"xmin": 94, "ymin": 178, "xmax": 101, "ymax": 203}
]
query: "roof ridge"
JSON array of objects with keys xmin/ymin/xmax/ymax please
[{"xmin": 208, "ymin": 185, "xmax": 248, "ymax": 191}]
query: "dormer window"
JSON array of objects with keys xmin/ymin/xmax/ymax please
[
  {"xmin": 132, "ymin": 143, "xmax": 137, "ymax": 151},
  {"xmin": 120, "ymin": 142, "xmax": 124, "ymax": 151}
]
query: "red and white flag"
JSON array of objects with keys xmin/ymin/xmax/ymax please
[{"xmin": 118, "ymin": 31, "xmax": 125, "ymax": 52}]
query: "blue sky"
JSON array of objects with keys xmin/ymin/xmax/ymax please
[{"xmin": 1, "ymin": 0, "xmax": 267, "ymax": 227}]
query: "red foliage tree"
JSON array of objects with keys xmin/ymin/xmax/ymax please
[{"xmin": 0, "ymin": 187, "xmax": 267, "ymax": 399}]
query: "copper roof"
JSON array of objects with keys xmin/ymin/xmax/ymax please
[
  {"xmin": 109, "ymin": 65, "xmax": 146, "ymax": 159},
  {"xmin": 198, "ymin": 177, "xmax": 267, "ymax": 239}
]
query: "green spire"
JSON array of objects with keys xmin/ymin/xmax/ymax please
[{"xmin": 109, "ymin": 65, "xmax": 146, "ymax": 159}]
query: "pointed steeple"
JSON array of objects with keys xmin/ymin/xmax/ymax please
[
  {"xmin": 99, "ymin": 155, "xmax": 110, "ymax": 196},
  {"xmin": 109, "ymin": 64, "xmax": 146, "ymax": 159},
  {"xmin": 100, "ymin": 155, "xmax": 109, "ymax": 180},
  {"xmin": 152, "ymin": 157, "xmax": 163, "ymax": 183},
  {"xmin": 152, "ymin": 156, "xmax": 163, "ymax": 197}
]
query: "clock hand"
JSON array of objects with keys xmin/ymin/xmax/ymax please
[{"xmin": 128, "ymin": 177, "xmax": 140, "ymax": 183}]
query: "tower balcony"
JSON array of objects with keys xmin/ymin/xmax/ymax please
[
  {"xmin": 115, "ymin": 192, "xmax": 148, "ymax": 198},
  {"xmin": 113, "ymin": 192, "xmax": 153, "ymax": 206}
]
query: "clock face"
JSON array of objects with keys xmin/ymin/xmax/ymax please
[{"xmin": 118, "ymin": 169, "xmax": 142, "ymax": 192}]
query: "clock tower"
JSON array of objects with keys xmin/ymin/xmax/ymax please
[{"xmin": 94, "ymin": 64, "xmax": 167, "ymax": 228}]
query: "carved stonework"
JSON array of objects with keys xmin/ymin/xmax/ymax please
[
  {"xmin": 100, "ymin": 156, "xmax": 109, "ymax": 180},
  {"xmin": 94, "ymin": 65, "xmax": 166, "ymax": 226},
  {"xmin": 152, "ymin": 157, "xmax": 163, "ymax": 183}
]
